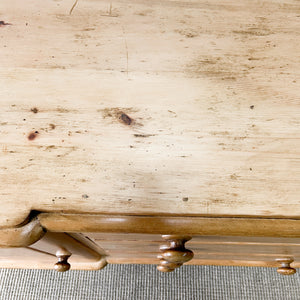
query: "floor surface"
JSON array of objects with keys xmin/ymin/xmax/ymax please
[{"xmin": 0, "ymin": 265, "xmax": 299, "ymax": 300}]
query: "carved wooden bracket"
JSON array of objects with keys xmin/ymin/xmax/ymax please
[
  {"xmin": 0, "ymin": 217, "xmax": 45, "ymax": 248},
  {"xmin": 157, "ymin": 235, "xmax": 194, "ymax": 272}
]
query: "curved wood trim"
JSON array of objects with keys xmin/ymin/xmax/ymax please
[
  {"xmin": 38, "ymin": 213, "xmax": 300, "ymax": 238},
  {"xmin": 81, "ymin": 257, "xmax": 108, "ymax": 271},
  {"xmin": 0, "ymin": 217, "xmax": 45, "ymax": 247},
  {"xmin": 0, "ymin": 255, "xmax": 108, "ymax": 271}
]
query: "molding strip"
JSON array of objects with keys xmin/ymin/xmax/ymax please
[{"xmin": 38, "ymin": 213, "xmax": 300, "ymax": 238}]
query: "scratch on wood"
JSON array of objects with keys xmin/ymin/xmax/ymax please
[
  {"xmin": 122, "ymin": 26, "xmax": 129, "ymax": 76},
  {"xmin": 69, "ymin": 0, "xmax": 79, "ymax": 15},
  {"xmin": 100, "ymin": 3, "xmax": 119, "ymax": 17}
]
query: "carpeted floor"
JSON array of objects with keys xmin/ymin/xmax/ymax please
[{"xmin": 0, "ymin": 265, "xmax": 299, "ymax": 300}]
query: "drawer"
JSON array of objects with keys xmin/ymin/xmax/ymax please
[
  {"xmin": 85, "ymin": 233, "xmax": 300, "ymax": 271},
  {"xmin": 1, "ymin": 231, "xmax": 299, "ymax": 274}
]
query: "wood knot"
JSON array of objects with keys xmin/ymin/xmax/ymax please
[
  {"xmin": 28, "ymin": 131, "xmax": 39, "ymax": 141},
  {"xmin": 119, "ymin": 113, "xmax": 132, "ymax": 125}
]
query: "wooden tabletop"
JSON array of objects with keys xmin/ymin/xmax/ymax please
[{"xmin": 0, "ymin": 0, "xmax": 299, "ymax": 228}]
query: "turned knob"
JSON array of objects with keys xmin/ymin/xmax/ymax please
[
  {"xmin": 157, "ymin": 259, "xmax": 183, "ymax": 272},
  {"xmin": 161, "ymin": 248, "xmax": 194, "ymax": 263},
  {"xmin": 54, "ymin": 248, "xmax": 72, "ymax": 272},
  {"xmin": 276, "ymin": 258, "xmax": 296, "ymax": 275},
  {"xmin": 157, "ymin": 235, "xmax": 194, "ymax": 272}
]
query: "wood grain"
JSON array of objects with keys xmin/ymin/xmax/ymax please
[{"xmin": 0, "ymin": 0, "xmax": 299, "ymax": 227}]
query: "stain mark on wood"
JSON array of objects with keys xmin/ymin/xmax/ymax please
[
  {"xmin": 56, "ymin": 146, "xmax": 77, "ymax": 157},
  {"xmin": 210, "ymin": 131, "xmax": 229, "ymax": 136},
  {"xmin": 232, "ymin": 28, "xmax": 272, "ymax": 36},
  {"xmin": 209, "ymin": 198, "xmax": 225, "ymax": 204},
  {"xmin": 0, "ymin": 21, "xmax": 11, "ymax": 27},
  {"xmin": 56, "ymin": 107, "xmax": 71, "ymax": 113},
  {"xmin": 186, "ymin": 54, "xmax": 253, "ymax": 80},
  {"xmin": 134, "ymin": 134, "xmax": 155, "ymax": 138},
  {"xmin": 174, "ymin": 28, "xmax": 198, "ymax": 38},
  {"xmin": 82, "ymin": 28, "xmax": 95, "ymax": 31},
  {"xmin": 230, "ymin": 174, "xmax": 238, "ymax": 180},
  {"xmin": 100, "ymin": 107, "xmax": 141, "ymax": 126},
  {"xmin": 49, "ymin": 124, "xmax": 56, "ymax": 130},
  {"xmin": 28, "ymin": 131, "xmax": 39, "ymax": 141},
  {"xmin": 168, "ymin": 110, "xmax": 177, "ymax": 115},
  {"xmin": 45, "ymin": 145, "xmax": 56, "ymax": 151},
  {"xmin": 134, "ymin": 9, "xmax": 153, "ymax": 16},
  {"xmin": 31, "ymin": 107, "xmax": 39, "ymax": 114}
]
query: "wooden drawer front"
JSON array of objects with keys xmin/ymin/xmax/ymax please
[
  {"xmin": 86, "ymin": 233, "xmax": 300, "ymax": 268},
  {"xmin": 1, "ymin": 232, "xmax": 299, "ymax": 271}
]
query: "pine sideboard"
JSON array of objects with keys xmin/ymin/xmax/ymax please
[{"xmin": 0, "ymin": 0, "xmax": 299, "ymax": 275}]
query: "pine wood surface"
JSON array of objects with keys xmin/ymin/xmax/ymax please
[{"xmin": 0, "ymin": 0, "xmax": 299, "ymax": 228}]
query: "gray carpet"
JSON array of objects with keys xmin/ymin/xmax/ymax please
[{"xmin": 0, "ymin": 265, "xmax": 299, "ymax": 300}]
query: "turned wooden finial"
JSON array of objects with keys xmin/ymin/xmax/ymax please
[
  {"xmin": 157, "ymin": 235, "xmax": 194, "ymax": 272},
  {"xmin": 54, "ymin": 247, "xmax": 72, "ymax": 272},
  {"xmin": 276, "ymin": 258, "xmax": 296, "ymax": 275}
]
